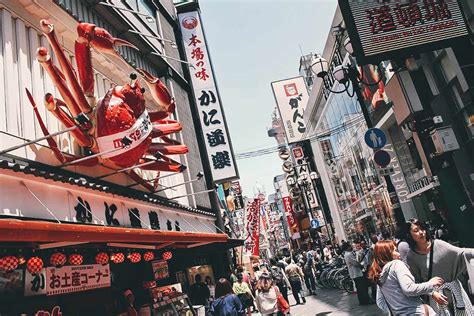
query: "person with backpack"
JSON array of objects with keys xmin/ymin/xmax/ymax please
[
  {"xmin": 284, "ymin": 257, "xmax": 306, "ymax": 305},
  {"xmin": 269, "ymin": 258, "xmax": 291, "ymax": 305}
]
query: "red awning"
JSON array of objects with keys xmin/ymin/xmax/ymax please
[{"xmin": 0, "ymin": 219, "xmax": 228, "ymax": 249}]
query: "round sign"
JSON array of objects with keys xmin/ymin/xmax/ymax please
[
  {"xmin": 278, "ymin": 148, "xmax": 290, "ymax": 161},
  {"xmin": 282, "ymin": 161, "xmax": 294, "ymax": 173},
  {"xmin": 374, "ymin": 150, "xmax": 391, "ymax": 167},
  {"xmin": 364, "ymin": 128, "xmax": 386, "ymax": 149},
  {"xmin": 311, "ymin": 218, "xmax": 320, "ymax": 229}
]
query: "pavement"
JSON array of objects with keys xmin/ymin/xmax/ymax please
[{"xmin": 285, "ymin": 288, "xmax": 383, "ymax": 316}]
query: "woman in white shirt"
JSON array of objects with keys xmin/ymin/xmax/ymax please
[{"xmin": 255, "ymin": 273, "xmax": 284, "ymax": 316}]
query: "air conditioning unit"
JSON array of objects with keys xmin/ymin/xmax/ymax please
[{"xmin": 430, "ymin": 126, "xmax": 460, "ymax": 154}]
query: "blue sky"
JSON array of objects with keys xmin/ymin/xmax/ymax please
[{"xmin": 199, "ymin": 0, "xmax": 338, "ymax": 197}]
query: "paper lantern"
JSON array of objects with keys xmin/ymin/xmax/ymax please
[
  {"xmin": 111, "ymin": 252, "xmax": 124, "ymax": 264},
  {"xmin": 27, "ymin": 257, "xmax": 44, "ymax": 275},
  {"xmin": 143, "ymin": 280, "xmax": 156, "ymax": 289},
  {"xmin": 69, "ymin": 254, "xmax": 83, "ymax": 266},
  {"xmin": 162, "ymin": 251, "xmax": 172, "ymax": 260},
  {"xmin": 95, "ymin": 252, "xmax": 109, "ymax": 265},
  {"xmin": 0, "ymin": 256, "xmax": 19, "ymax": 272},
  {"xmin": 50, "ymin": 253, "xmax": 66, "ymax": 267},
  {"xmin": 143, "ymin": 252, "xmax": 155, "ymax": 262},
  {"xmin": 128, "ymin": 252, "xmax": 141, "ymax": 263}
]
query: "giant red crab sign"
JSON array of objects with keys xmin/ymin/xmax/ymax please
[{"xmin": 26, "ymin": 20, "xmax": 188, "ymax": 191}]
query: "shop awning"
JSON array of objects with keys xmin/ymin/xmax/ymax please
[{"xmin": 0, "ymin": 219, "xmax": 228, "ymax": 249}]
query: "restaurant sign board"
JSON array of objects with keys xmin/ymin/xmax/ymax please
[{"xmin": 339, "ymin": 0, "xmax": 470, "ymax": 65}]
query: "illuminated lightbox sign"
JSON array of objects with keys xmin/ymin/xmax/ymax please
[{"xmin": 339, "ymin": 0, "xmax": 470, "ymax": 64}]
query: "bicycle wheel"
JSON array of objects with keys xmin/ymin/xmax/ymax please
[{"xmin": 342, "ymin": 276, "xmax": 355, "ymax": 293}]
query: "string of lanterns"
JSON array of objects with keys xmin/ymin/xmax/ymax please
[{"xmin": 0, "ymin": 249, "xmax": 173, "ymax": 275}]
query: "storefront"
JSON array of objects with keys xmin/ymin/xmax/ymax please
[{"xmin": 0, "ymin": 159, "xmax": 239, "ymax": 315}]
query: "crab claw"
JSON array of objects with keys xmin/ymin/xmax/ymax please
[
  {"xmin": 136, "ymin": 68, "xmax": 175, "ymax": 114},
  {"xmin": 77, "ymin": 23, "xmax": 138, "ymax": 58}
]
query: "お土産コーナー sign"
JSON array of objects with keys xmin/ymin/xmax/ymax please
[{"xmin": 339, "ymin": 0, "xmax": 470, "ymax": 65}]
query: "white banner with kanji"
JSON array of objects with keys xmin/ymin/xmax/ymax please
[
  {"xmin": 45, "ymin": 264, "xmax": 111, "ymax": 296},
  {"xmin": 178, "ymin": 10, "xmax": 237, "ymax": 183}
]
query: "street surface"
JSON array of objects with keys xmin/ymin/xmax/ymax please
[{"xmin": 286, "ymin": 288, "xmax": 382, "ymax": 316}]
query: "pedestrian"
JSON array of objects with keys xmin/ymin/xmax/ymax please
[
  {"xmin": 233, "ymin": 273, "xmax": 254, "ymax": 316},
  {"xmin": 358, "ymin": 240, "xmax": 375, "ymax": 301},
  {"xmin": 368, "ymin": 240, "xmax": 442, "ymax": 315},
  {"xmin": 189, "ymin": 274, "xmax": 210, "ymax": 307},
  {"xmin": 206, "ymin": 276, "xmax": 216, "ymax": 302},
  {"xmin": 269, "ymin": 258, "xmax": 291, "ymax": 304},
  {"xmin": 342, "ymin": 241, "xmax": 372, "ymax": 305},
  {"xmin": 208, "ymin": 278, "xmax": 244, "ymax": 316},
  {"xmin": 122, "ymin": 289, "xmax": 138, "ymax": 316},
  {"xmin": 405, "ymin": 218, "xmax": 474, "ymax": 315},
  {"xmin": 323, "ymin": 244, "xmax": 333, "ymax": 262},
  {"xmin": 394, "ymin": 228, "xmax": 410, "ymax": 263},
  {"xmin": 255, "ymin": 273, "xmax": 288, "ymax": 316},
  {"xmin": 302, "ymin": 256, "xmax": 317, "ymax": 295},
  {"xmin": 284, "ymin": 257, "xmax": 306, "ymax": 305}
]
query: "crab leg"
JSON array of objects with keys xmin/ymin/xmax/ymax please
[
  {"xmin": 75, "ymin": 40, "xmax": 94, "ymax": 100},
  {"xmin": 136, "ymin": 68, "xmax": 175, "ymax": 116},
  {"xmin": 128, "ymin": 170, "xmax": 155, "ymax": 192},
  {"xmin": 150, "ymin": 120, "xmax": 182, "ymax": 138},
  {"xmin": 137, "ymin": 157, "xmax": 184, "ymax": 173},
  {"xmin": 148, "ymin": 143, "xmax": 189, "ymax": 155},
  {"xmin": 40, "ymin": 20, "xmax": 91, "ymax": 115},
  {"xmin": 44, "ymin": 94, "xmax": 92, "ymax": 148},
  {"xmin": 26, "ymin": 89, "xmax": 97, "ymax": 166},
  {"xmin": 149, "ymin": 110, "xmax": 170, "ymax": 122}
]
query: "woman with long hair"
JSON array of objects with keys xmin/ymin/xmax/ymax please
[
  {"xmin": 233, "ymin": 273, "xmax": 254, "ymax": 316},
  {"xmin": 208, "ymin": 278, "xmax": 244, "ymax": 316},
  {"xmin": 368, "ymin": 240, "xmax": 443, "ymax": 315},
  {"xmin": 405, "ymin": 218, "xmax": 474, "ymax": 315},
  {"xmin": 255, "ymin": 273, "xmax": 287, "ymax": 316}
]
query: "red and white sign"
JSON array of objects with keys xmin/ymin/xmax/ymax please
[
  {"xmin": 340, "ymin": 0, "xmax": 469, "ymax": 64},
  {"xmin": 45, "ymin": 264, "xmax": 110, "ymax": 296},
  {"xmin": 271, "ymin": 77, "xmax": 309, "ymax": 144},
  {"xmin": 292, "ymin": 146, "xmax": 304, "ymax": 160},
  {"xmin": 244, "ymin": 199, "xmax": 261, "ymax": 256},
  {"xmin": 282, "ymin": 196, "xmax": 299, "ymax": 236},
  {"xmin": 178, "ymin": 10, "xmax": 237, "ymax": 183}
]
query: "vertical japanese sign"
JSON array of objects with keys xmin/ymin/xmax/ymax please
[
  {"xmin": 278, "ymin": 177, "xmax": 300, "ymax": 236},
  {"xmin": 45, "ymin": 264, "xmax": 110, "ymax": 296},
  {"xmin": 244, "ymin": 198, "xmax": 261, "ymax": 256},
  {"xmin": 339, "ymin": 0, "xmax": 469, "ymax": 64},
  {"xmin": 178, "ymin": 11, "xmax": 238, "ymax": 183},
  {"xmin": 271, "ymin": 77, "xmax": 309, "ymax": 144}
]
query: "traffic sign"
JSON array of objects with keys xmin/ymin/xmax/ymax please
[
  {"xmin": 374, "ymin": 150, "xmax": 391, "ymax": 167},
  {"xmin": 282, "ymin": 161, "xmax": 294, "ymax": 173},
  {"xmin": 364, "ymin": 128, "xmax": 386, "ymax": 149},
  {"xmin": 311, "ymin": 218, "xmax": 320, "ymax": 229}
]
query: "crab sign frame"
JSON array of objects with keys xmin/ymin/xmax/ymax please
[{"xmin": 26, "ymin": 20, "xmax": 188, "ymax": 191}]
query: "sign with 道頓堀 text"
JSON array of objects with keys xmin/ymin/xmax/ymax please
[
  {"xmin": 339, "ymin": 0, "xmax": 470, "ymax": 64},
  {"xmin": 178, "ymin": 11, "xmax": 238, "ymax": 183},
  {"xmin": 271, "ymin": 77, "xmax": 309, "ymax": 144}
]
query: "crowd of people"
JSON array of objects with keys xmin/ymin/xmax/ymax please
[{"xmin": 186, "ymin": 218, "xmax": 474, "ymax": 315}]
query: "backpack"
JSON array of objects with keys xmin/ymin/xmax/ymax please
[{"xmin": 271, "ymin": 267, "xmax": 284, "ymax": 285}]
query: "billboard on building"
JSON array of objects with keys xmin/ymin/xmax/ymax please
[
  {"xmin": 271, "ymin": 77, "xmax": 309, "ymax": 144},
  {"xmin": 244, "ymin": 198, "xmax": 261, "ymax": 256},
  {"xmin": 178, "ymin": 11, "xmax": 238, "ymax": 183},
  {"xmin": 339, "ymin": 0, "xmax": 470, "ymax": 65}
]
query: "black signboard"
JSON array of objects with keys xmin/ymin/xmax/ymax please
[{"xmin": 339, "ymin": 0, "xmax": 471, "ymax": 65}]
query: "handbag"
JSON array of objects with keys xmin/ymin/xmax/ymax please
[{"xmin": 274, "ymin": 286, "xmax": 290, "ymax": 313}]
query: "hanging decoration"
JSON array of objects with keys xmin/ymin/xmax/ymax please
[
  {"xmin": 27, "ymin": 257, "xmax": 44, "ymax": 275},
  {"xmin": 162, "ymin": 251, "xmax": 172, "ymax": 261},
  {"xmin": 128, "ymin": 252, "xmax": 142, "ymax": 263},
  {"xmin": 143, "ymin": 252, "xmax": 155, "ymax": 262},
  {"xmin": 69, "ymin": 254, "xmax": 84, "ymax": 266},
  {"xmin": 50, "ymin": 252, "xmax": 67, "ymax": 268},
  {"xmin": 95, "ymin": 252, "xmax": 109, "ymax": 265},
  {"xmin": 111, "ymin": 252, "xmax": 125, "ymax": 264},
  {"xmin": 0, "ymin": 256, "xmax": 20, "ymax": 272}
]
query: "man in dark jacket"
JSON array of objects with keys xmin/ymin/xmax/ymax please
[{"xmin": 189, "ymin": 274, "xmax": 210, "ymax": 306}]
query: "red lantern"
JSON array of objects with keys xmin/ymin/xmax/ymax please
[
  {"xmin": 111, "ymin": 252, "xmax": 125, "ymax": 264},
  {"xmin": 0, "ymin": 256, "xmax": 19, "ymax": 272},
  {"xmin": 128, "ymin": 252, "xmax": 141, "ymax": 263},
  {"xmin": 95, "ymin": 252, "xmax": 109, "ymax": 265},
  {"xmin": 162, "ymin": 251, "xmax": 172, "ymax": 260},
  {"xmin": 69, "ymin": 254, "xmax": 83, "ymax": 266},
  {"xmin": 143, "ymin": 252, "xmax": 155, "ymax": 262},
  {"xmin": 143, "ymin": 280, "xmax": 156, "ymax": 289},
  {"xmin": 27, "ymin": 257, "xmax": 44, "ymax": 275},
  {"xmin": 50, "ymin": 253, "xmax": 66, "ymax": 267}
]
